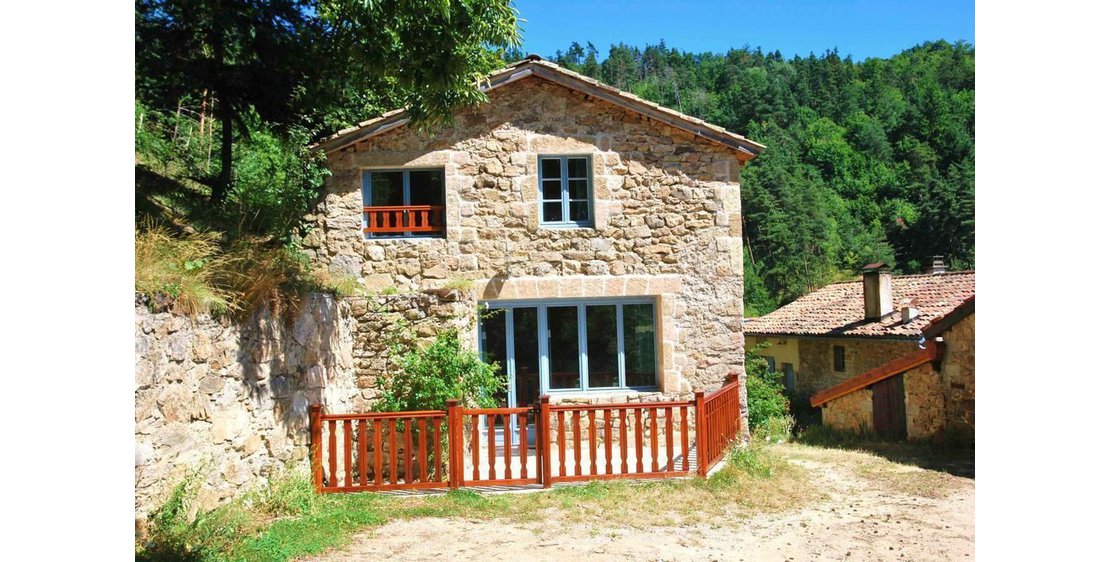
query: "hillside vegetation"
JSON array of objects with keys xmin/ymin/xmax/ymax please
[{"xmin": 537, "ymin": 41, "xmax": 974, "ymax": 314}]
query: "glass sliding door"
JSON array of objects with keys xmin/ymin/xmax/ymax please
[
  {"xmin": 622, "ymin": 303, "xmax": 657, "ymax": 388},
  {"xmin": 585, "ymin": 305, "xmax": 619, "ymax": 388},
  {"xmin": 546, "ymin": 306, "xmax": 582, "ymax": 390},
  {"xmin": 512, "ymin": 308, "xmax": 540, "ymax": 407}
]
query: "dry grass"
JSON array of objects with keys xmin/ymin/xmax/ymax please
[{"xmin": 135, "ymin": 225, "xmax": 234, "ymax": 315}]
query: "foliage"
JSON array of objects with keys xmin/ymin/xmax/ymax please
[
  {"xmin": 721, "ymin": 441, "xmax": 780, "ymax": 480},
  {"xmin": 754, "ymin": 414, "xmax": 796, "ymax": 444},
  {"xmin": 135, "ymin": 225, "xmax": 234, "ymax": 315},
  {"xmin": 550, "ymin": 40, "xmax": 975, "ymax": 306},
  {"xmin": 136, "ymin": 0, "xmax": 521, "ymax": 203},
  {"xmin": 374, "ymin": 325, "xmax": 506, "ymax": 411},
  {"xmin": 745, "ymin": 352, "xmax": 791, "ymax": 431}
]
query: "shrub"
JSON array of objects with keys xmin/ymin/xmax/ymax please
[
  {"xmin": 374, "ymin": 325, "xmax": 506, "ymax": 411},
  {"xmin": 745, "ymin": 352, "xmax": 791, "ymax": 431},
  {"xmin": 755, "ymin": 414, "xmax": 796, "ymax": 443},
  {"xmin": 135, "ymin": 225, "xmax": 233, "ymax": 316}
]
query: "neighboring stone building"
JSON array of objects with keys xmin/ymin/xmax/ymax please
[
  {"xmin": 305, "ymin": 57, "xmax": 765, "ymax": 427},
  {"xmin": 745, "ymin": 261, "xmax": 975, "ymax": 440}
]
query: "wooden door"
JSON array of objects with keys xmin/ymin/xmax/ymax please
[{"xmin": 871, "ymin": 374, "xmax": 907, "ymax": 439}]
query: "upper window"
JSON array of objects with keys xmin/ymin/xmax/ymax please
[
  {"xmin": 361, "ymin": 169, "xmax": 446, "ymax": 238},
  {"xmin": 833, "ymin": 345, "xmax": 846, "ymax": 372},
  {"xmin": 538, "ymin": 155, "xmax": 592, "ymax": 227}
]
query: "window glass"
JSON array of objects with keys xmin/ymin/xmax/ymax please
[
  {"xmin": 512, "ymin": 308, "xmax": 540, "ymax": 407},
  {"xmin": 569, "ymin": 201, "xmax": 590, "ymax": 222},
  {"xmin": 833, "ymin": 346, "xmax": 846, "ymax": 372},
  {"xmin": 408, "ymin": 170, "xmax": 444, "ymax": 206},
  {"xmin": 567, "ymin": 157, "xmax": 588, "ymax": 178},
  {"xmin": 568, "ymin": 178, "xmax": 589, "ymax": 200},
  {"xmin": 540, "ymin": 158, "xmax": 562, "ymax": 179},
  {"xmin": 542, "ymin": 202, "xmax": 563, "ymax": 223},
  {"xmin": 541, "ymin": 180, "xmax": 563, "ymax": 201},
  {"xmin": 369, "ymin": 171, "xmax": 404, "ymax": 206},
  {"xmin": 547, "ymin": 307, "xmax": 581, "ymax": 389},
  {"xmin": 623, "ymin": 304, "xmax": 657, "ymax": 387},
  {"xmin": 478, "ymin": 309, "xmax": 508, "ymax": 406},
  {"xmin": 586, "ymin": 305, "xmax": 619, "ymax": 388}
]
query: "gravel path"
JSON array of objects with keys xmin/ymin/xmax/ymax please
[{"xmin": 303, "ymin": 445, "xmax": 974, "ymax": 561}]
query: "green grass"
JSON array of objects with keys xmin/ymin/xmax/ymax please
[{"xmin": 138, "ymin": 443, "xmax": 816, "ymax": 562}]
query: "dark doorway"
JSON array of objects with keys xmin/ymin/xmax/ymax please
[{"xmin": 871, "ymin": 374, "xmax": 907, "ymax": 439}]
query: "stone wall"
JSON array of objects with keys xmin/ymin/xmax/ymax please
[
  {"xmin": 823, "ymin": 388, "xmax": 873, "ymax": 431},
  {"xmin": 134, "ymin": 294, "xmax": 358, "ymax": 521},
  {"xmin": 303, "ymin": 76, "xmax": 747, "ymax": 406},
  {"xmin": 904, "ymin": 363, "xmax": 944, "ymax": 439},
  {"xmin": 797, "ymin": 337, "xmax": 917, "ymax": 395},
  {"xmin": 941, "ymin": 314, "xmax": 975, "ymax": 429},
  {"xmin": 346, "ymin": 289, "xmax": 475, "ymax": 409}
]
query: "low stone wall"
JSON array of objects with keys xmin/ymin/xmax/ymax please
[{"xmin": 134, "ymin": 294, "xmax": 358, "ymax": 521}]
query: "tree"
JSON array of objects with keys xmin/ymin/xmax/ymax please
[{"xmin": 136, "ymin": 0, "xmax": 521, "ymax": 204}]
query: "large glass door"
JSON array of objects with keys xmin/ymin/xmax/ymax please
[{"xmin": 479, "ymin": 307, "xmax": 541, "ymax": 447}]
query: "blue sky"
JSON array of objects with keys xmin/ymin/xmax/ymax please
[{"xmin": 513, "ymin": 0, "xmax": 974, "ymax": 61}]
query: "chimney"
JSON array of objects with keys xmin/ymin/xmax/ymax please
[
  {"xmin": 900, "ymin": 298, "xmax": 920, "ymax": 323},
  {"xmin": 862, "ymin": 262, "xmax": 893, "ymax": 320},
  {"xmin": 924, "ymin": 255, "xmax": 946, "ymax": 275}
]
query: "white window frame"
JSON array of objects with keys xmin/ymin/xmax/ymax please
[
  {"xmin": 537, "ymin": 155, "xmax": 593, "ymax": 228},
  {"xmin": 478, "ymin": 297, "xmax": 659, "ymax": 397},
  {"xmin": 360, "ymin": 168, "xmax": 446, "ymax": 239}
]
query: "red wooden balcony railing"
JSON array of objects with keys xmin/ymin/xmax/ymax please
[{"xmin": 363, "ymin": 205, "xmax": 446, "ymax": 235}]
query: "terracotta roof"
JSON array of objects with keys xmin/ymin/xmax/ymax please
[
  {"xmin": 745, "ymin": 271, "xmax": 975, "ymax": 339},
  {"xmin": 312, "ymin": 57, "xmax": 766, "ymax": 158}
]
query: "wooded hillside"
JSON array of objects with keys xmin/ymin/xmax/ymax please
[{"xmin": 534, "ymin": 41, "xmax": 974, "ymax": 315}]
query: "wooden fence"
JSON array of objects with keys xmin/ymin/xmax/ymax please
[{"xmin": 311, "ymin": 374, "xmax": 743, "ymax": 493}]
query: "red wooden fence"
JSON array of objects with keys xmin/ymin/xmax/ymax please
[{"xmin": 310, "ymin": 374, "xmax": 744, "ymax": 493}]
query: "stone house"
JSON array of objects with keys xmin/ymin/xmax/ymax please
[
  {"xmin": 304, "ymin": 56, "xmax": 765, "ymax": 431},
  {"xmin": 744, "ymin": 261, "xmax": 975, "ymax": 439}
]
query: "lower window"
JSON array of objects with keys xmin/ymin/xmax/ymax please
[{"xmin": 479, "ymin": 299, "xmax": 658, "ymax": 398}]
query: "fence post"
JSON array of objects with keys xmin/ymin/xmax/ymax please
[
  {"xmin": 310, "ymin": 404, "xmax": 324, "ymax": 493},
  {"xmin": 446, "ymin": 399, "xmax": 462, "ymax": 489},
  {"xmin": 726, "ymin": 372, "xmax": 740, "ymax": 438},
  {"xmin": 539, "ymin": 396, "xmax": 552, "ymax": 488},
  {"xmin": 694, "ymin": 391, "xmax": 707, "ymax": 477}
]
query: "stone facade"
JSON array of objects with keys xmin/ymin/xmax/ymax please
[
  {"xmin": 817, "ymin": 314, "xmax": 975, "ymax": 440},
  {"xmin": 303, "ymin": 76, "xmax": 748, "ymax": 417},
  {"xmin": 134, "ymin": 294, "xmax": 358, "ymax": 521},
  {"xmin": 795, "ymin": 337, "xmax": 918, "ymax": 395}
]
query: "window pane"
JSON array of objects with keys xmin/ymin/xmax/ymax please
[
  {"xmin": 568, "ymin": 178, "xmax": 588, "ymax": 200},
  {"xmin": 479, "ymin": 309, "xmax": 509, "ymax": 406},
  {"xmin": 543, "ymin": 202, "xmax": 563, "ymax": 223},
  {"xmin": 623, "ymin": 304, "xmax": 657, "ymax": 387},
  {"xmin": 512, "ymin": 308, "xmax": 540, "ymax": 407},
  {"xmin": 542, "ymin": 179, "xmax": 563, "ymax": 200},
  {"xmin": 569, "ymin": 201, "xmax": 590, "ymax": 222},
  {"xmin": 409, "ymin": 170, "xmax": 444, "ymax": 206},
  {"xmin": 586, "ymin": 306, "xmax": 619, "ymax": 388},
  {"xmin": 540, "ymin": 158, "xmax": 561, "ymax": 180},
  {"xmin": 547, "ymin": 307, "xmax": 581, "ymax": 389},
  {"xmin": 369, "ymin": 171, "xmax": 404, "ymax": 206},
  {"xmin": 567, "ymin": 157, "xmax": 588, "ymax": 178}
]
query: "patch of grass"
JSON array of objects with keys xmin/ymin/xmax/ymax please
[
  {"xmin": 796, "ymin": 425, "xmax": 975, "ymax": 478},
  {"xmin": 442, "ymin": 277, "xmax": 474, "ymax": 291},
  {"xmin": 753, "ymin": 414, "xmax": 795, "ymax": 444}
]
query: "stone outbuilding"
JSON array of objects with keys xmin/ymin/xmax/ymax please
[
  {"xmin": 745, "ymin": 261, "xmax": 974, "ymax": 440},
  {"xmin": 304, "ymin": 57, "xmax": 765, "ymax": 430}
]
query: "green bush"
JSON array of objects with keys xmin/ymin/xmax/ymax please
[
  {"xmin": 374, "ymin": 325, "xmax": 506, "ymax": 411},
  {"xmin": 745, "ymin": 352, "xmax": 791, "ymax": 431},
  {"xmin": 754, "ymin": 414, "xmax": 796, "ymax": 443}
]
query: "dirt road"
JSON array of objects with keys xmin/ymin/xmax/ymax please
[{"xmin": 304, "ymin": 444, "xmax": 974, "ymax": 561}]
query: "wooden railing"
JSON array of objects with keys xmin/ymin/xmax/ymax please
[
  {"xmin": 310, "ymin": 373, "xmax": 744, "ymax": 493},
  {"xmin": 695, "ymin": 374, "xmax": 742, "ymax": 476},
  {"xmin": 363, "ymin": 205, "xmax": 446, "ymax": 235},
  {"xmin": 542, "ymin": 398, "xmax": 695, "ymax": 484},
  {"xmin": 310, "ymin": 406, "xmax": 450, "ymax": 492}
]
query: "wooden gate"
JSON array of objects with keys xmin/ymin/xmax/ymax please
[
  {"xmin": 871, "ymin": 374, "xmax": 907, "ymax": 439},
  {"xmin": 310, "ymin": 374, "xmax": 744, "ymax": 493}
]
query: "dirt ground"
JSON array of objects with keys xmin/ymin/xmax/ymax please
[{"xmin": 304, "ymin": 444, "xmax": 974, "ymax": 561}]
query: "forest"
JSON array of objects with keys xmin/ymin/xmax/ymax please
[
  {"xmin": 538, "ymin": 41, "xmax": 975, "ymax": 314},
  {"xmin": 135, "ymin": 1, "xmax": 972, "ymax": 316}
]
